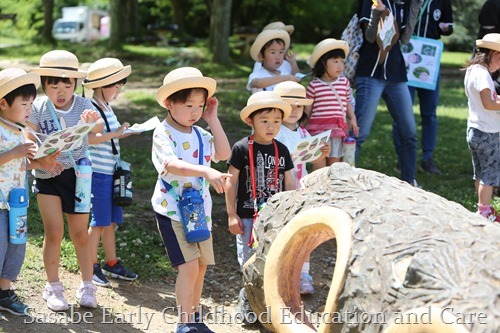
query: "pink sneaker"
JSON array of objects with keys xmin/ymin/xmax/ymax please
[
  {"xmin": 76, "ymin": 281, "xmax": 97, "ymax": 308},
  {"xmin": 43, "ymin": 281, "xmax": 69, "ymax": 311}
]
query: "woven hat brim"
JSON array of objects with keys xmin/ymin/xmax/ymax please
[
  {"xmin": 156, "ymin": 77, "xmax": 216, "ymax": 107},
  {"xmin": 83, "ymin": 65, "xmax": 131, "ymax": 88},
  {"xmin": 31, "ymin": 67, "xmax": 87, "ymax": 79},
  {"xmin": 0, "ymin": 72, "xmax": 40, "ymax": 99},
  {"xmin": 250, "ymin": 30, "xmax": 291, "ymax": 62},
  {"xmin": 308, "ymin": 42, "xmax": 350, "ymax": 68},
  {"xmin": 281, "ymin": 97, "xmax": 313, "ymax": 106},
  {"xmin": 240, "ymin": 100, "xmax": 292, "ymax": 123},
  {"xmin": 476, "ymin": 40, "xmax": 500, "ymax": 53}
]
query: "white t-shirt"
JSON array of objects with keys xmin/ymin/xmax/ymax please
[
  {"xmin": 151, "ymin": 121, "xmax": 217, "ymax": 227},
  {"xmin": 247, "ymin": 61, "xmax": 293, "ymax": 94},
  {"xmin": 275, "ymin": 124, "xmax": 310, "ymax": 188},
  {"xmin": 464, "ymin": 64, "xmax": 500, "ymax": 133}
]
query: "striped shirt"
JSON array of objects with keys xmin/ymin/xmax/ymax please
[
  {"xmin": 29, "ymin": 95, "xmax": 94, "ymax": 179},
  {"xmin": 88, "ymin": 99, "xmax": 121, "ymax": 175},
  {"xmin": 306, "ymin": 76, "xmax": 350, "ymax": 125}
]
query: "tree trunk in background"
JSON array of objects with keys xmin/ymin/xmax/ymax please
[
  {"xmin": 171, "ymin": 0, "xmax": 185, "ymax": 34},
  {"xmin": 42, "ymin": 0, "xmax": 54, "ymax": 42},
  {"xmin": 126, "ymin": 0, "xmax": 139, "ymax": 38},
  {"xmin": 109, "ymin": 0, "xmax": 126, "ymax": 50},
  {"xmin": 210, "ymin": 0, "xmax": 232, "ymax": 63}
]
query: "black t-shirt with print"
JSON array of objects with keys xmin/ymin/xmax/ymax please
[{"xmin": 228, "ymin": 136, "xmax": 294, "ymax": 218}]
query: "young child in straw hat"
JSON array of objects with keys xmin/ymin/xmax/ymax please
[
  {"xmin": 274, "ymin": 81, "xmax": 331, "ymax": 295},
  {"xmin": 247, "ymin": 29, "xmax": 301, "ymax": 94},
  {"xmin": 252, "ymin": 21, "xmax": 300, "ymax": 75},
  {"xmin": 152, "ymin": 67, "xmax": 231, "ymax": 333},
  {"xmin": 306, "ymin": 38, "xmax": 359, "ymax": 170},
  {"xmin": 82, "ymin": 58, "xmax": 138, "ymax": 288},
  {"xmin": 0, "ymin": 68, "xmax": 61, "ymax": 316},
  {"xmin": 463, "ymin": 33, "xmax": 500, "ymax": 222},
  {"xmin": 225, "ymin": 91, "xmax": 296, "ymax": 322},
  {"xmin": 28, "ymin": 50, "xmax": 104, "ymax": 311}
]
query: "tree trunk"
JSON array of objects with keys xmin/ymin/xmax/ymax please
[
  {"xmin": 126, "ymin": 0, "xmax": 139, "ymax": 38},
  {"xmin": 243, "ymin": 163, "xmax": 499, "ymax": 333},
  {"xmin": 171, "ymin": 0, "xmax": 185, "ymax": 34},
  {"xmin": 209, "ymin": 0, "xmax": 232, "ymax": 63},
  {"xmin": 42, "ymin": 0, "xmax": 54, "ymax": 42},
  {"xmin": 109, "ymin": 0, "xmax": 125, "ymax": 50}
]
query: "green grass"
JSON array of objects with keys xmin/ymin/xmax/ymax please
[{"xmin": 0, "ymin": 42, "xmax": 488, "ymax": 282}]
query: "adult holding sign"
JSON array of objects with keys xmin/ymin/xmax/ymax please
[
  {"xmin": 354, "ymin": 0, "xmax": 423, "ymax": 186},
  {"xmin": 393, "ymin": 0, "xmax": 453, "ymax": 176}
]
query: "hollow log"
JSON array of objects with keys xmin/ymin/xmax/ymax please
[{"xmin": 242, "ymin": 163, "xmax": 499, "ymax": 333}]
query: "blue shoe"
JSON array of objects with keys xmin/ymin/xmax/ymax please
[
  {"xmin": 93, "ymin": 263, "xmax": 110, "ymax": 287},
  {"xmin": 300, "ymin": 273, "xmax": 315, "ymax": 294},
  {"xmin": 102, "ymin": 260, "xmax": 138, "ymax": 281},
  {"xmin": 0, "ymin": 290, "xmax": 29, "ymax": 316}
]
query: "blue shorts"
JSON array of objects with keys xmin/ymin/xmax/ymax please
[
  {"xmin": 35, "ymin": 168, "xmax": 80, "ymax": 214},
  {"xmin": 467, "ymin": 127, "xmax": 500, "ymax": 187},
  {"xmin": 90, "ymin": 173, "xmax": 123, "ymax": 227}
]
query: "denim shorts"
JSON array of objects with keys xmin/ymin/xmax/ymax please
[
  {"xmin": 467, "ymin": 127, "xmax": 500, "ymax": 186},
  {"xmin": 0, "ymin": 210, "xmax": 26, "ymax": 281},
  {"xmin": 90, "ymin": 173, "xmax": 123, "ymax": 227}
]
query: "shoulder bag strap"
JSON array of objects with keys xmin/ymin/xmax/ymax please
[{"xmin": 91, "ymin": 101, "xmax": 118, "ymax": 156}]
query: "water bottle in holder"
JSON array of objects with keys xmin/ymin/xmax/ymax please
[
  {"xmin": 8, "ymin": 188, "xmax": 28, "ymax": 244},
  {"xmin": 113, "ymin": 159, "xmax": 132, "ymax": 206},
  {"xmin": 178, "ymin": 186, "xmax": 210, "ymax": 243},
  {"xmin": 342, "ymin": 136, "xmax": 356, "ymax": 166},
  {"xmin": 74, "ymin": 157, "xmax": 92, "ymax": 213}
]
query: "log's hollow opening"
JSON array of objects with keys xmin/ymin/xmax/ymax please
[{"xmin": 277, "ymin": 224, "xmax": 336, "ymax": 326}]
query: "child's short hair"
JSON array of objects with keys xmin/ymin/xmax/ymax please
[
  {"xmin": 156, "ymin": 67, "xmax": 216, "ymax": 107},
  {"xmin": 102, "ymin": 77, "xmax": 127, "ymax": 88},
  {"xmin": 312, "ymin": 49, "xmax": 347, "ymax": 78},
  {"xmin": 250, "ymin": 29, "xmax": 290, "ymax": 62},
  {"xmin": 0, "ymin": 68, "xmax": 40, "ymax": 105},
  {"xmin": 240, "ymin": 91, "xmax": 292, "ymax": 124},
  {"xmin": 167, "ymin": 88, "xmax": 208, "ymax": 105}
]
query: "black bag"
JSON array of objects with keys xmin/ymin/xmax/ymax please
[
  {"xmin": 113, "ymin": 159, "xmax": 132, "ymax": 206},
  {"xmin": 92, "ymin": 101, "xmax": 133, "ymax": 206}
]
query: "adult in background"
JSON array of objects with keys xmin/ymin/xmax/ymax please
[
  {"xmin": 354, "ymin": 0, "xmax": 423, "ymax": 186},
  {"xmin": 393, "ymin": 0, "xmax": 453, "ymax": 175}
]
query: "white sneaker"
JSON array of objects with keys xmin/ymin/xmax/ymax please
[
  {"xmin": 300, "ymin": 273, "xmax": 315, "ymax": 294},
  {"xmin": 43, "ymin": 281, "xmax": 69, "ymax": 311},
  {"xmin": 76, "ymin": 281, "xmax": 97, "ymax": 308}
]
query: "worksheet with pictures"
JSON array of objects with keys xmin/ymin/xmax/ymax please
[
  {"xmin": 401, "ymin": 36, "xmax": 443, "ymax": 90},
  {"xmin": 34, "ymin": 122, "xmax": 97, "ymax": 159},
  {"xmin": 291, "ymin": 130, "xmax": 331, "ymax": 164}
]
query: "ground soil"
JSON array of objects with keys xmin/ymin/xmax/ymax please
[{"xmin": 0, "ymin": 64, "xmax": 336, "ymax": 333}]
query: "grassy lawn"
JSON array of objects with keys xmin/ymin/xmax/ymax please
[{"xmin": 0, "ymin": 42, "xmax": 486, "ymax": 282}]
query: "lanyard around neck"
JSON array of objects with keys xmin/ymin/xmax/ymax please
[{"xmin": 248, "ymin": 135, "xmax": 279, "ymax": 215}]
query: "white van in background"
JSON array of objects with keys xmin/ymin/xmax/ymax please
[{"xmin": 52, "ymin": 6, "xmax": 109, "ymax": 42}]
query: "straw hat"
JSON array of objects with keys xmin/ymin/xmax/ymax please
[
  {"xmin": 476, "ymin": 33, "xmax": 500, "ymax": 52},
  {"xmin": 274, "ymin": 81, "xmax": 313, "ymax": 106},
  {"xmin": 308, "ymin": 38, "xmax": 350, "ymax": 68},
  {"xmin": 250, "ymin": 29, "xmax": 290, "ymax": 62},
  {"xmin": 0, "ymin": 68, "xmax": 40, "ymax": 99},
  {"xmin": 263, "ymin": 21, "xmax": 294, "ymax": 35},
  {"xmin": 31, "ymin": 50, "xmax": 87, "ymax": 78},
  {"xmin": 83, "ymin": 58, "xmax": 131, "ymax": 89},
  {"xmin": 156, "ymin": 67, "xmax": 216, "ymax": 107},
  {"xmin": 240, "ymin": 91, "xmax": 292, "ymax": 123}
]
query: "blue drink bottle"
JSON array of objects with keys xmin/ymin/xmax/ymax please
[
  {"xmin": 9, "ymin": 188, "xmax": 28, "ymax": 244},
  {"xmin": 74, "ymin": 157, "xmax": 92, "ymax": 213}
]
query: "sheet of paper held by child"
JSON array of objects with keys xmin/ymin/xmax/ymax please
[
  {"xmin": 122, "ymin": 116, "xmax": 161, "ymax": 135},
  {"xmin": 290, "ymin": 129, "xmax": 331, "ymax": 164},
  {"xmin": 33, "ymin": 122, "xmax": 97, "ymax": 159}
]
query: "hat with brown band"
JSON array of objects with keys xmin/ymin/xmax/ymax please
[
  {"xmin": 0, "ymin": 68, "xmax": 40, "ymax": 99},
  {"xmin": 83, "ymin": 58, "xmax": 131, "ymax": 89},
  {"xmin": 31, "ymin": 50, "xmax": 87, "ymax": 79}
]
